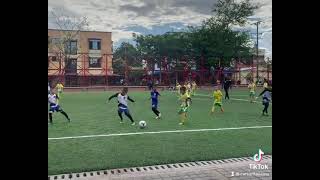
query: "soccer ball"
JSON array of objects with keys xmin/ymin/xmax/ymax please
[{"xmin": 139, "ymin": 121, "xmax": 147, "ymax": 129}]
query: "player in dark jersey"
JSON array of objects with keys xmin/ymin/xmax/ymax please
[{"xmin": 150, "ymin": 86, "xmax": 161, "ymax": 119}]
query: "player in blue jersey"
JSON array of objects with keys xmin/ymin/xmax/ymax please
[{"xmin": 149, "ymin": 86, "xmax": 161, "ymax": 119}]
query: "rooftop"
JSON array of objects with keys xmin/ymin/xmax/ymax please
[{"xmin": 48, "ymin": 29, "xmax": 112, "ymax": 33}]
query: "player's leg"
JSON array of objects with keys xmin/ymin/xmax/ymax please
[
  {"xmin": 118, "ymin": 108, "xmax": 124, "ymax": 123},
  {"xmin": 250, "ymin": 92, "xmax": 254, "ymax": 103},
  {"xmin": 265, "ymin": 102, "xmax": 269, "ymax": 115},
  {"xmin": 152, "ymin": 107, "xmax": 161, "ymax": 118},
  {"xmin": 225, "ymin": 88, "xmax": 229, "ymax": 99},
  {"xmin": 179, "ymin": 112, "xmax": 186, "ymax": 125},
  {"xmin": 219, "ymin": 104, "xmax": 224, "ymax": 112},
  {"xmin": 48, "ymin": 105, "xmax": 54, "ymax": 124},
  {"xmin": 58, "ymin": 106, "xmax": 70, "ymax": 122},
  {"xmin": 178, "ymin": 107, "xmax": 187, "ymax": 125},
  {"xmin": 262, "ymin": 102, "xmax": 269, "ymax": 116},
  {"xmin": 151, "ymin": 103, "xmax": 160, "ymax": 116},
  {"xmin": 211, "ymin": 104, "xmax": 215, "ymax": 114},
  {"xmin": 124, "ymin": 109, "xmax": 135, "ymax": 125},
  {"xmin": 48, "ymin": 112, "xmax": 53, "ymax": 124}
]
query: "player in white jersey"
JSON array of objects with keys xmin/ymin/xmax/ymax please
[
  {"xmin": 48, "ymin": 90, "xmax": 70, "ymax": 124},
  {"xmin": 48, "ymin": 82, "xmax": 51, "ymax": 94},
  {"xmin": 108, "ymin": 87, "xmax": 136, "ymax": 125}
]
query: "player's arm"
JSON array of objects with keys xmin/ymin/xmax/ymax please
[
  {"xmin": 128, "ymin": 96, "xmax": 135, "ymax": 102},
  {"xmin": 108, "ymin": 93, "xmax": 118, "ymax": 101},
  {"xmin": 258, "ymin": 88, "xmax": 272, "ymax": 97}
]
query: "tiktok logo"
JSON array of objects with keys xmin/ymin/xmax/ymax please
[{"xmin": 253, "ymin": 149, "xmax": 264, "ymax": 162}]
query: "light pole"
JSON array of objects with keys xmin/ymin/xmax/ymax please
[{"xmin": 252, "ymin": 21, "xmax": 262, "ymax": 82}]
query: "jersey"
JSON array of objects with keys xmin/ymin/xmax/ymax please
[
  {"xmin": 48, "ymin": 83, "xmax": 51, "ymax": 93},
  {"xmin": 248, "ymin": 83, "xmax": 256, "ymax": 92},
  {"xmin": 56, "ymin": 83, "xmax": 64, "ymax": 92},
  {"xmin": 117, "ymin": 93, "xmax": 129, "ymax": 109},
  {"xmin": 179, "ymin": 93, "xmax": 189, "ymax": 107},
  {"xmin": 48, "ymin": 94, "xmax": 58, "ymax": 105},
  {"xmin": 151, "ymin": 90, "xmax": 160, "ymax": 108},
  {"xmin": 191, "ymin": 82, "xmax": 197, "ymax": 90},
  {"xmin": 213, "ymin": 90, "xmax": 223, "ymax": 103},
  {"xmin": 48, "ymin": 93, "xmax": 61, "ymax": 112}
]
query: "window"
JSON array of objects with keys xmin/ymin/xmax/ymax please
[
  {"xmin": 89, "ymin": 57, "xmax": 101, "ymax": 68},
  {"xmin": 89, "ymin": 39, "xmax": 101, "ymax": 50},
  {"xmin": 65, "ymin": 40, "xmax": 77, "ymax": 55},
  {"xmin": 48, "ymin": 56, "xmax": 57, "ymax": 62},
  {"xmin": 51, "ymin": 38, "xmax": 61, "ymax": 45}
]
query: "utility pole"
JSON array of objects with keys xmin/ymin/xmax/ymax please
[
  {"xmin": 253, "ymin": 21, "xmax": 262, "ymax": 82},
  {"xmin": 124, "ymin": 43, "xmax": 128, "ymax": 84}
]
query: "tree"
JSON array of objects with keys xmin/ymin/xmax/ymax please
[
  {"xmin": 188, "ymin": 0, "xmax": 257, "ymax": 69},
  {"xmin": 213, "ymin": 0, "xmax": 258, "ymax": 28},
  {"xmin": 113, "ymin": 42, "xmax": 140, "ymax": 75}
]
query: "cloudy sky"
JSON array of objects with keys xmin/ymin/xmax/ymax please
[{"xmin": 48, "ymin": 0, "xmax": 271, "ymax": 58}]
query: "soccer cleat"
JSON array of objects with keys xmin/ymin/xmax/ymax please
[
  {"xmin": 155, "ymin": 116, "xmax": 159, "ymax": 120},
  {"xmin": 158, "ymin": 113, "xmax": 161, "ymax": 118},
  {"xmin": 131, "ymin": 122, "xmax": 136, "ymax": 126},
  {"xmin": 179, "ymin": 122, "xmax": 184, "ymax": 125},
  {"xmin": 120, "ymin": 121, "xmax": 124, "ymax": 124}
]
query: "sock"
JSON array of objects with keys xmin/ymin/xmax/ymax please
[
  {"xmin": 211, "ymin": 106, "xmax": 215, "ymax": 113},
  {"xmin": 49, "ymin": 113, "xmax": 53, "ymax": 123},
  {"xmin": 118, "ymin": 111, "xmax": 123, "ymax": 121},
  {"xmin": 125, "ymin": 112, "xmax": 134, "ymax": 123},
  {"xmin": 60, "ymin": 110, "xmax": 70, "ymax": 121},
  {"xmin": 180, "ymin": 113, "xmax": 185, "ymax": 124},
  {"xmin": 152, "ymin": 107, "xmax": 160, "ymax": 116},
  {"xmin": 182, "ymin": 113, "xmax": 187, "ymax": 124}
]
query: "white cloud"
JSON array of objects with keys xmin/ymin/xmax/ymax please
[{"xmin": 48, "ymin": 0, "xmax": 271, "ymax": 56}]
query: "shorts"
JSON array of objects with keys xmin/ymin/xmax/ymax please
[
  {"xmin": 118, "ymin": 107, "xmax": 130, "ymax": 114},
  {"xmin": 49, "ymin": 104, "xmax": 61, "ymax": 113},
  {"xmin": 250, "ymin": 91, "xmax": 255, "ymax": 96},
  {"xmin": 152, "ymin": 102, "xmax": 158, "ymax": 109},
  {"xmin": 213, "ymin": 102, "xmax": 222, "ymax": 107},
  {"xmin": 178, "ymin": 106, "xmax": 188, "ymax": 114}
]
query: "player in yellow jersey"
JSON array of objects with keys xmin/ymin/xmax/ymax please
[
  {"xmin": 185, "ymin": 81, "xmax": 192, "ymax": 106},
  {"xmin": 263, "ymin": 78, "xmax": 268, "ymax": 89},
  {"xmin": 178, "ymin": 86, "xmax": 189, "ymax": 125},
  {"xmin": 176, "ymin": 82, "xmax": 181, "ymax": 95},
  {"xmin": 55, "ymin": 82, "xmax": 64, "ymax": 102},
  {"xmin": 211, "ymin": 86, "xmax": 224, "ymax": 114},
  {"xmin": 191, "ymin": 81, "xmax": 197, "ymax": 96},
  {"xmin": 248, "ymin": 80, "xmax": 256, "ymax": 103}
]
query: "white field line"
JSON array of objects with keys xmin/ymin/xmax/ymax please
[
  {"xmin": 48, "ymin": 125, "xmax": 272, "ymax": 141},
  {"xmin": 195, "ymin": 93, "xmax": 272, "ymax": 105}
]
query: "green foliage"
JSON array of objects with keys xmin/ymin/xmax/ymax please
[{"xmin": 116, "ymin": 0, "xmax": 257, "ymax": 70}]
